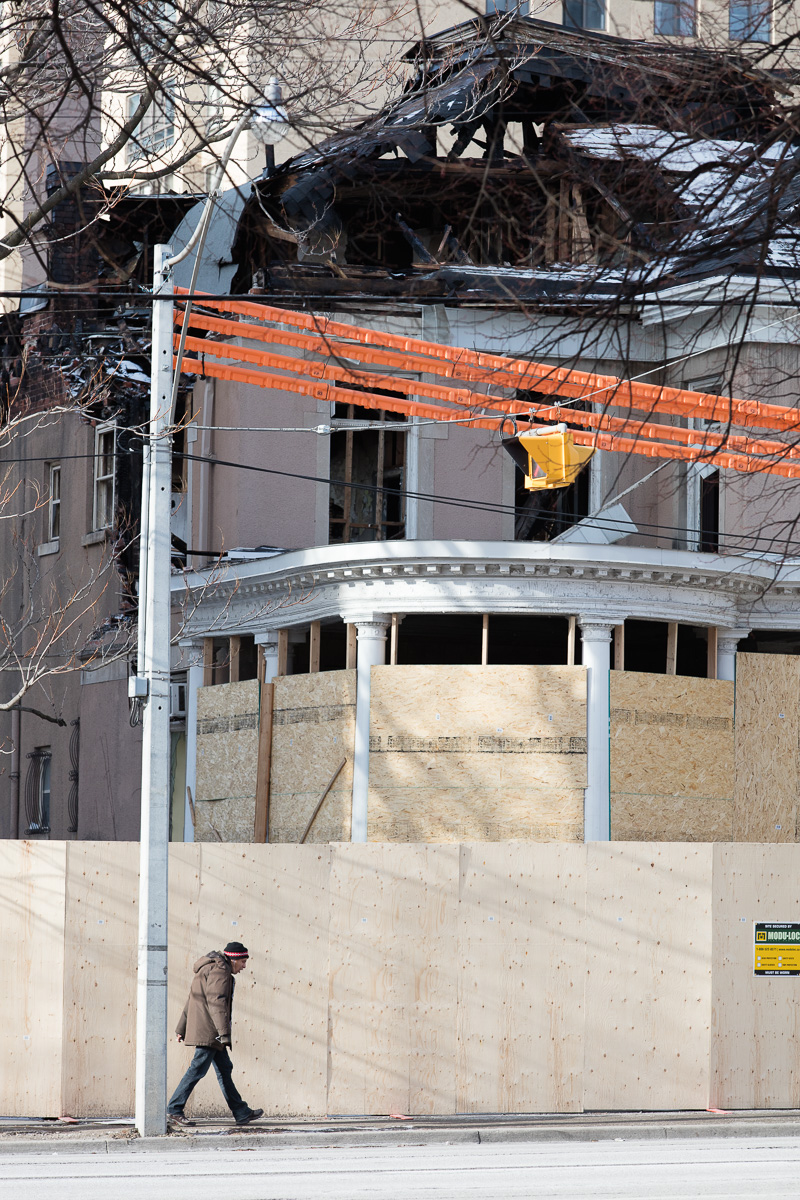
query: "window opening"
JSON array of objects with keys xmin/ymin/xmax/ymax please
[
  {"xmin": 126, "ymin": 83, "xmax": 176, "ymax": 163},
  {"xmin": 563, "ymin": 0, "xmax": 605, "ymax": 30},
  {"xmin": 329, "ymin": 401, "xmax": 406, "ymax": 544},
  {"xmin": 729, "ymin": 0, "xmax": 771, "ymax": 41},
  {"xmin": 25, "ymin": 747, "xmax": 51, "ymax": 835},
  {"xmin": 654, "ymin": 0, "xmax": 696, "ymax": 35},
  {"xmin": 486, "ymin": 1, "xmax": 530, "ymax": 13},
  {"xmin": 699, "ymin": 470, "xmax": 720, "ymax": 553},
  {"xmin": 93, "ymin": 423, "xmax": 116, "ymax": 530},
  {"xmin": 513, "ymin": 395, "xmax": 591, "ymax": 541},
  {"xmin": 48, "ymin": 463, "xmax": 61, "ymax": 541}
]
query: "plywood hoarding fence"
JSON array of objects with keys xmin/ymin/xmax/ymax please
[{"xmin": 4, "ymin": 841, "xmax": 800, "ymax": 1118}]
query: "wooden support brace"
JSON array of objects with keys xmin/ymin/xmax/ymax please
[
  {"xmin": 228, "ymin": 635, "xmax": 241, "ymax": 684},
  {"xmin": 567, "ymin": 616, "xmax": 576, "ymax": 667},
  {"xmin": 614, "ymin": 624, "xmax": 625, "ymax": 671},
  {"xmin": 202, "ymin": 638, "xmax": 214, "ymax": 687},
  {"xmin": 253, "ymin": 681, "xmax": 274, "ymax": 843},
  {"xmin": 346, "ymin": 623, "xmax": 357, "ymax": 670},
  {"xmin": 309, "ymin": 621, "xmax": 321, "ymax": 673},
  {"xmin": 481, "ymin": 614, "xmax": 489, "ymax": 666},
  {"xmin": 257, "ymin": 644, "xmax": 266, "ymax": 685},
  {"xmin": 300, "ymin": 757, "xmax": 347, "ymax": 844},
  {"xmin": 707, "ymin": 627, "xmax": 718, "ymax": 680},
  {"xmin": 666, "ymin": 622, "xmax": 678, "ymax": 675},
  {"xmin": 277, "ymin": 629, "xmax": 289, "ymax": 677}
]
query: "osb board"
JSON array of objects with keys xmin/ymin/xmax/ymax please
[
  {"xmin": 611, "ymin": 794, "xmax": 734, "ymax": 842},
  {"xmin": 610, "ymin": 672, "xmax": 734, "ymax": 841},
  {"xmin": 173, "ymin": 844, "xmax": 330, "ymax": 1118},
  {"xmin": 327, "ymin": 844, "xmax": 461, "ymax": 1115},
  {"xmin": 0, "ymin": 841, "xmax": 66, "ymax": 1116},
  {"xmin": 710, "ymin": 844, "xmax": 800, "ymax": 1108},
  {"xmin": 61, "ymin": 842, "xmax": 139, "ymax": 1117},
  {"xmin": 269, "ymin": 670, "xmax": 356, "ymax": 844},
  {"xmin": 367, "ymin": 666, "xmax": 587, "ymax": 842},
  {"xmin": 196, "ymin": 679, "xmax": 260, "ymax": 804},
  {"xmin": 456, "ymin": 843, "xmax": 586, "ymax": 1113},
  {"xmin": 583, "ymin": 843, "xmax": 713, "ymax": 1111},
  {"xmin": 195, "ymin": 796, "xmax": 257, "ymax": 843},
  {"xmin": 733, "ymin": 654, "xmax": 800, "ymax": 842}
]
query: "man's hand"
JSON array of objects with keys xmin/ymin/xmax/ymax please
[{"xmin": 176, "ymin": 1035, "xmax": 184, "ymax": 1043}]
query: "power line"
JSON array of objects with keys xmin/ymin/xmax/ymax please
[{"xmin": 4, "ymin": 448, "xmax": 800, "ymax": 556}]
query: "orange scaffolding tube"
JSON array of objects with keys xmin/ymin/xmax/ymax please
[{"xmin": 175, "ymin": 288, "xmax": 800, "ymax": 435}]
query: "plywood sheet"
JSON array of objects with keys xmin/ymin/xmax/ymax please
[
  {"xmin": 327, "ymin": 844, "xmax": 460, "ymax": 1115},
  {"xmin": 196, "ymin": 679, "xmax": 259, "ymax": 800},
  {"xmin": 733, "ymin": 654, "xmax": 800, "ymax": 842},
  {"xmin": 166, "ymin": 844, "xmax": 202, "ymax": 1115},
  {"xmin": 456, "ymin": 843, "xmax": 586, "ymax": 1113},
  {"xmin": 583, "ymin": 843, "xmax": 713, "ymax": 1111},
  {"xmin": 610, "ymin": 673, "xmax": 734, "ymax": 842},
  {"xmin": 269, "ymin": 670, "xmax": 356, "ymax": 843},
  {"xmin": 61, "ymin": 842, "xmax": 138, "ymax": 1116},
  {"xmin": 0, "ymin": 841, "xmax": 66, "ymax": 1116},
  {"xmin": 711, "ymin": 844, "xmax": 800, "ymax": 1108},
  {"xmin": 368, "ymin": 665, "xmax": 587, "ymax": 842},
  {"xmin": 172, "ymin": 844, "xmax": 330, "ymax": 1118}
]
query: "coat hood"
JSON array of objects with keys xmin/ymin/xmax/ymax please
[{"xmin": 193, "ymin": 951, "xmax": 228, "ymax": 973}]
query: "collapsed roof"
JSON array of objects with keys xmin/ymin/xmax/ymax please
[{"xmin": 230, "ymin": 14, "xmax": 799, "ymax": 306}]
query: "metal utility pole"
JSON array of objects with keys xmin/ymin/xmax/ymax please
[
  {"xmin": 132, "ymin": 88, "xmax": 287, "ymax": 1139},
  {"xmin": 134, "ymin": 245, "xmax": 174, "ymax": 1137}
]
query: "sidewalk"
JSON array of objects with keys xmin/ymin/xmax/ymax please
[{"xmin": 1, "ymin": 1109, "xmax": 800, "ymax": 1155}]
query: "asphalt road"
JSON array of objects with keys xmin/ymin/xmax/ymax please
[{"xmin": 2, "ymin": 1136, "xmax": 800, "ymax": 1199}]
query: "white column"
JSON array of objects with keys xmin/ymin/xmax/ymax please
[
  {"xmin": 181, "ymin": 641, "xmax": 203, "ymax": 843},
  {"xmin": 136, "ymin": 244, "xmax": 173, "ymax": 1137},
  {"xmin": 255, "ymin": 631, "xmax": 280, "ymax": 683},
  {"xmin": 717, "ymin": 628, "xmax": 749, "ymax": 682},
  {"xmin": 579, "ymin": 618, "xmax": 614, "ymax": 843},
  {"xmin": 350, "ymin": 614, "xmax": 389, "ymax": 843}
]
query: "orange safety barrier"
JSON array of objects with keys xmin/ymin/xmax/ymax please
[
  {"xmin": 180, "ymin": 353, "xmax": 800, "ymax": 480},
  {"xmin": 174, "ymin": 288, "xmax": 800, "ymax": 434},
  {"xmin": 177, "ymin": 332, "xmax": 800, "ymax": 468}
]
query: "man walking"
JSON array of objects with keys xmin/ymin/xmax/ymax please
[{"xmin": 167, "ymin": 940, "xmax": 263, "ymax": 1128}]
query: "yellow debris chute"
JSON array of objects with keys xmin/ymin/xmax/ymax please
[{"xmin": 504, "ymin": 424, "xmax": 595, "ymax": 491}]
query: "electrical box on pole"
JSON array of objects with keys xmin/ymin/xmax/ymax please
[{"xmin": 503, "ymin": 424, "xmax": 595, "ymax": 491}]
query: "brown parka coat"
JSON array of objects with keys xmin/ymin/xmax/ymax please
[{"xmin": 176, "ymin": 952, "xmax": 236, "ymax": 1047}]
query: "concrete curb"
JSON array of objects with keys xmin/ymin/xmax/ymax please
[{"xmin": 3, "ymin": 1115, "xmax": 800, "ymax": 1155}]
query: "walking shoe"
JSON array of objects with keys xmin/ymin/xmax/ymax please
[
  {"xmin": 235, "ymin": 1108, "xmax": 264, "ymax": 1126},
  {"xmin": 168, "ymin": 1112, "xmax": 196, "ymax": 1128}
]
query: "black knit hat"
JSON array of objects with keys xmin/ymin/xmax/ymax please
[{"xmin": 223, "ymin": 941, "xmax": 249, "ymax": 958}]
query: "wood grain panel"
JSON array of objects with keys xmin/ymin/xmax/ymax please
[
  {"xmin": 456, "ymin": 843, "xmax": 585, "ymax": 1113},
  {"xmin": 327, "ymin": 844, "xmax": 460, "ymax": 1114},
  {"xmin": 0, "ymin": 841, "xmax": 66, "ymax": 1116},
  {"xmin": 176, "ymin": 844, "xmax": 330, "ymax": 1117},
  {"xmin": 733, "ymin": 654, "xmax": 800, "ymax": 842},
  {"xmin": 584, "ymin": 842, "xmax": 713, "ymax": 1111},
  {"xmin": 61, "ymin": 842, "xmax": 138, "ymax": 1116},
  {"xmin": 711, "ymin": 844, "xmax": 800, "ymax": 1108}
]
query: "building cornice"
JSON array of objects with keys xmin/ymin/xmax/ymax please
[{"xmin": 172, "ymin": 540, "xmax": 800, "ymax": 637}]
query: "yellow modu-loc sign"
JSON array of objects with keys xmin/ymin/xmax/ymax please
[{"xmin": 754, "ymin": 923, "xmax": 800, "ymax": 976}]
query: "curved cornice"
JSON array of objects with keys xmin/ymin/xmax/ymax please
[{"xmin": 173, "ymin": 540, "xmax": 800, "ymax": 637}]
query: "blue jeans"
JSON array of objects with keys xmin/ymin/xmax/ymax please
[{"xmin": 168, "ymin": 1045, "xmax": 250, "ymax": 1120}]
